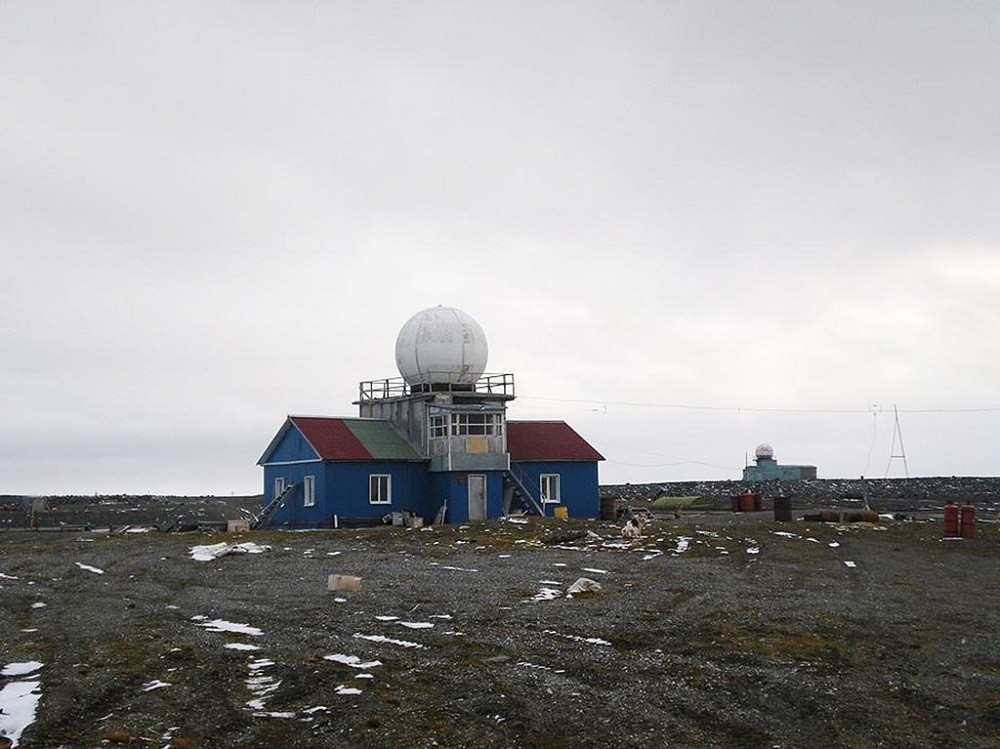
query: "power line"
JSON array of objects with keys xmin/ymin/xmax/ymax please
[{"xmin": 518, "ymin": 396, "xmax": 1000, "ymax": 415}]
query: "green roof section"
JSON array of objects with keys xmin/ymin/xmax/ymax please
[{"xmin": 344, "ymin": 419, "xmax": 422, "ymax": 460}]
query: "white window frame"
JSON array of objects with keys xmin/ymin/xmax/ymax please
[
  {"xmin": 540, "ymin": 473, "xmax": 561, "ymax": 504},
  {"xmin": 369, "ymin": 474, "xmax": 391, "ymax": 505},
  {"xmin": 429, "ymin": 415, "xmax": 448, "ymax": 439},
  {"xmin": 303, "ymin": 475, "xmax": 315, "ymax": 507},
  {"xmin": 273, "ymin": 477, "xmax": 285, "ymax": 501}
]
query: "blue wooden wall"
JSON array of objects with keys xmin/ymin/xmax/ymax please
[{"xmin": 512, "ymin": 461, "xmax": 600, "ymax": 518}]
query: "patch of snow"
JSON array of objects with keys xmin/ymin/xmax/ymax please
[
  {"xmin": 553, "ymin": 563, "xmax": 568, "ymax": 567},
  {"xmin": 125, "ymin": 527, "xmax": 151, "ymax": 533},
  {"xmin": 75, "ymin": 562, "xmax": 105, "ymax": 575},
  {"xmin": 0, "ymin": 572, "xmax": 19, "ymax": 580},
  {"xmin": 245, "ymin": 673, "xmax": 282, "ymax": 711},
  {"xmin": 30, "ymin": 602, "xmax": 46, "ymax": 609},
  {"xmin": 440, "ymin": 565, "xmax": 479, "ymax": 572},
  {"xmin": 504, "ymin": 518, "xmax": 529, "ymax": 525},
  {"xmin": 542, "ymin": 629, "xmax": 611, "ymax": 646},
  {"xmin": 498, "ymin": 554, "xmax": 512, "ymax": 558},
  {"xmin": 141, "ymin": 679, "xmax": 171, "ymax": 692},
  {"xmin": 335, "ymin": 685, "xmax": 363, "ymax": 695},
  {"xmin": 828, "ymin": 542, "xmax": 840, "ymax": 548},
  {"xmin": 844, "ymin": 561, "xmax": 857, "ymax": 568},
  {"xmin": 1, "ymin": 662, "xmax": 43, "ymax": 677},
  {"xmin": 0, "ymin": 679, "xmax": 42, "ymax": 745},
  {"xmin": 303, "ymin": 706, "xmax": 329, "ymax": 714},
  {"xmin": 772, "ymin": 531, "xmax": 800, "ymax": 539},
  {"xmin": 673, "ymin": 537, "xmax": 692, "ymax": 553},
  {"xmin": 254, "ymin": 711, "xmax": 296, "ymax": 719},
  {"xmin": 538, "ymin": 580, "xmax": 563, "ymax": 586},
  {"xmin": 746, "ymin": 547, "xmax": 760, "ymax": 555},
  {"xmin": 429, "ymin": 614, "xmax": 453, "ymax": 620},
  {"xmin": 353, "ymin": 633, "xmax": 426, "ymax": 649},
  {"xmin": 375, "ymin": 615, "xmax": 399, "ymax": 622},
  {"xmin": 224, "ymin": 643, "xmax": 261, "ymax": 652},
  {"xmin": 248, "ymin": 659, "xmax": 275, "ymax": 670},
  {"xmin": 333, "ymin": 597, "xmax": 347, "ymax": 603},
  {"xmin": 323, "ymin": 654, "xmax": 383, "ymax": 669},
  {"xmin": 398, "ymin": 621, "xmax": 434, "ymax": 629},
  {"xmin": 194, "ymin": 618, "xmax": 263, "ymax": 636},
  {"xmin": 582, "ymin": 567, "xmax": 608, "ymax": 574}
]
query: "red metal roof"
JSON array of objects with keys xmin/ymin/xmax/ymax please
[
  {"xmin": 507, "ymin": 421, "xmax": 604, "ymax": 462},
  {"xmin": 291, "ymin": 417, "xmax": 373, "ymax": 460}
]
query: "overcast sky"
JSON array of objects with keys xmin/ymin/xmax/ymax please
[{"xmin": 3, "ymin": 1, "xmax": 998, "ymax": 495}]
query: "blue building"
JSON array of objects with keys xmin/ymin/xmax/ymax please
[
  {"xmin": 742, "ymin": 443, "xmax": 817, "ymax": 483},
  {"xmin": 256, "ymin": 306, "xmax": 604, "ymax": 528}
]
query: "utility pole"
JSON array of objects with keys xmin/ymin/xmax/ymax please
[{"xmin": 884, "ymin": 404, "xmax": 910, "ymax": 478}]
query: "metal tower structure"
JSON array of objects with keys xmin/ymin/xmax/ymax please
[{"xmin": 884, "ymin": 404, "xmax": 910, "ymax": 478}]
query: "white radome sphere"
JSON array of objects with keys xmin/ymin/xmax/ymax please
[
  {"xmin": 755, "ymin": 443, "xmax": 775, "ymax": 461},
  {"xmin": 395, "ymin": 306, "xmax": 489, "ymax": 386}
]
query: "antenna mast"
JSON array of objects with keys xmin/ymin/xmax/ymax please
[{"xmin": 884, "ymin": 404, "xmax": 909, "ymax": 478}]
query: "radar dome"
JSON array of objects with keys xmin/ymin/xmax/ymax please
[
  {"xmin": 395, "ymin": 306, "xmax": 488, "ymax": 387},
  {"xmin": 755, "ymin": 443, "xmax": 775, "ymax": 461}
]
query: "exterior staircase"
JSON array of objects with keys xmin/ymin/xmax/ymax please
[{"xmin": 502, "ymin": 467, "xmax": 545, "ymax": 516}]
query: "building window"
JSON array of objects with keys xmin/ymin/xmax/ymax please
[
  {"xmin": 369, "ymin": 474, "xmax": 391, "ymax": 504},
  {"xmin": 452, "ymin": 412, "xmax": 503, "ymax": 436},
  {"xmin": 303, "ymin": 475, "xmax": 315, "ymax": 507},
  {"xmin": 540, "ymin": 474, "xmax": 561, "ymax": 503},
  {"xmin": 429, "ymin": 415, "xmax": 448, "ymax": 439},
  {"xmin": 273, "ymin": 477, "xmax": 285, "ymax": 501}
]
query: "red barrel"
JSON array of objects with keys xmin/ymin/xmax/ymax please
[
  {"xmin": 740, "ymin": 493, "xmax": 755, "ymax": 513},
  {"xmin": 943, "ymin": 502, "xmax": 959, "ymax": 537},
  {"xmin": 752, "ymin": 493, "xmax": 764, "ymax": 512},
  {"xmin": 731, "ymin": 495, "xmax": 742, "ymax": 513},
  {"xmin": 960, "ymin": 502, "xmax": 975, "ymax": 538}
]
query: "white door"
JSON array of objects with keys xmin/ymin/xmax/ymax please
[{"xmin": 468, "ymin": 474, "xmax": 487, "ymax": 521}]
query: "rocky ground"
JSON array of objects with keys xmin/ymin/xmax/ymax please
[{"xmin": 1, "ymin": 503, "xmax": 998, "ymax": 748}]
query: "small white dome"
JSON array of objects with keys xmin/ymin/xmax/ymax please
[
  {"xmin": 755, "ymin": 443, "xmax": 775, "ymax": 461},
  {"xmin": 395, "ymin": 306, "xmax": 488, "ymax": 387}
]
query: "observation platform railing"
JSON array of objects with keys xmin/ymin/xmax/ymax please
[{"xmin": 358, "ymin": 372, "xmax": 515, "ymax": 402}]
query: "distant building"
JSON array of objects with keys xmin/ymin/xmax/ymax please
[
  {"xmin": 257, "ymin": 306, "xmax": 604, "ymax": 528},
  {"xmin": 742, "ymin": 443, "xmax": 817, "ymax": 483}
]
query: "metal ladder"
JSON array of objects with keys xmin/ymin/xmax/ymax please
[{"xmin": 252, "ymin": 483, "xmax": 297, "ymax": 529}]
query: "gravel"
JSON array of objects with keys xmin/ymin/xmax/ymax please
[{"xmin": 1, "ymin": 511, "xmax": 998, "ymax": 748}]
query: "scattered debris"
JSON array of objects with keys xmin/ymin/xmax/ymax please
[
  {"xmin": 327, "ymin": 574, "xmax": 361, "ymax": 592},
  {"xmin": 189, "ymin": 542, "xmax": 271, "ymax": 562}
]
